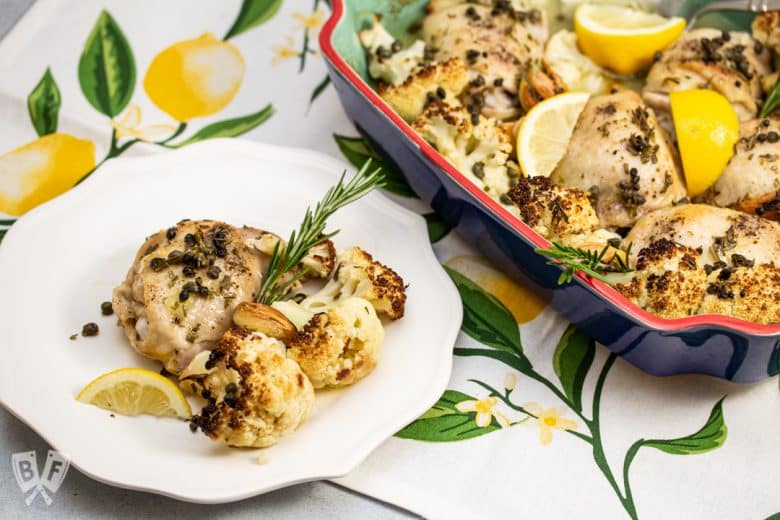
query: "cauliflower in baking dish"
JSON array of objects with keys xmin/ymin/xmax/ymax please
[
  {"xmin": 413, "ymin": 99, "xmax": 518, "ymax": 206},
  {"xmin": 274, "ymin": 246, "xmax": 406, "ymax": 327},
  {"xmin": 377, "ymin": 58, "xmax": 470, "ymax": 122},
  {"xmin": 287, "ymin": 297, "xmax": 385, "ymax": 389},
  {"xmin": 186, "ymin": 326, "xmax": 314, "ymax": 448},
  {"xmin": 616, "ymin": 239, "xmax": 706, "ymax": 320},
  {"xmin": 359, "ymin": 14, "xmax": 427, "ymax": 87}
]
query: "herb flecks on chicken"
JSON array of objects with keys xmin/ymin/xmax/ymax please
[{"xmin": 551, "ymin": 91, "xmax": 686, "ymax": 228}]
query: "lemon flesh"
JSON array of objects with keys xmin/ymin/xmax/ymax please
[
  {"xmin": 574, "ymin": 5, "xmax": 685, "ymax": 76},
  {"xmin": 0, "ymin": 134, "xmax": 95, "ymax": 216},
  {"xmin": 517, "ymin": 92, "xmax": 590, "ymax": 178},
  {"xmin": 144, "ymin": 33, "xmax": 245, "ymax": 122},
  {"xmin": 77, "ymin": 368, "xmax": 192, "ymax": 419},
  {"xmin": 670, "ymin": 89, "xmax": 739, "ymax": 197}
]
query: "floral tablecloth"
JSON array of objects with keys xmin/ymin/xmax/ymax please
[{"xmin": 0, "ymin": 1, "xmax": 778, "ymax": 518}]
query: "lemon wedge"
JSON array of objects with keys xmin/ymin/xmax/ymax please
[
  {"xmin": 670, "ymin": 89, "xmax": 739, "ymax": 197},
  {"xmin": 517, "ymin": 92, "xmax": 590, "ymax": 178},
  {"xmin": 77, "ymin": 368, "xmax": 192, "ymax": 419},
  {"xmin": 574, "ymin": 4, "xmax": 685, "ymax": 75}
]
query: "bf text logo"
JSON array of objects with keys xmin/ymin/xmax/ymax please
[{"xmin": 12, "ymin": 450, "xmax": 70, "ymax": 505}]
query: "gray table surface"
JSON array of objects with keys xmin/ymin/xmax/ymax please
[{"xmin": 0, "ymin": 1, "xmax": 415, "ymax": 517}]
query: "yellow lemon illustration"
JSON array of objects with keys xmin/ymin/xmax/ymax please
[
  {"xmin": 0, "ymin": 134, "xmax": 95, "ymax": 216},
  {"xmin": 144, "ymin": 33, "xmax": 245, "ymax": 122},
  {"xmin": 445, "ymin": 256, "xmax": 548, "ymax": 324}
]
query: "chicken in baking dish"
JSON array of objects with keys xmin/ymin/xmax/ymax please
[{"xmin": 360, "ymin": 2, "xmax": 780, "ymax": 324}]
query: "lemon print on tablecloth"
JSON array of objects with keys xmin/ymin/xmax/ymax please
[
  {"xmin": 0, "ymin": 134, "xmax": 95, "ymax": 216},
  {"xmin": 445, "ymin": 255, "xmax": 547, "ymax": 324},
  {"xmin": 144, "ymin": 33, "xmax": 245, "ymax": 122}
]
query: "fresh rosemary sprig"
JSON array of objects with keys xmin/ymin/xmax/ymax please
[
  {"xmin": 256, "ymin": 159, "xmax": 386, "ymax": 305},
  {"xmin": 535, "ymin": 242, "xmax": 634, "ymax": 285}
]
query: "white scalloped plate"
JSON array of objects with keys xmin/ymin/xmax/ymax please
[{"xmin": 0, "ymin": 139, "xmax": 460, "ymax": 503}]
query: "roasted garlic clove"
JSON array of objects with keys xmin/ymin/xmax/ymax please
[{"xmin": 232, "ymin": 302, "xmax": 297, "ymax": 342}]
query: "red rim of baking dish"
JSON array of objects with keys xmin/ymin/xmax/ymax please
[{"xmin": 319, "ymin": 0, "xmax": 780, "ymax": 336}]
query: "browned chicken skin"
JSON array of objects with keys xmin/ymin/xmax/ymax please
[{"xmin": 551, "ymin": 91, "xmax": 686, "ymax": 229}]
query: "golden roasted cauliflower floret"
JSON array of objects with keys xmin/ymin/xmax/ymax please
[
  {"xmin": 617, "ymin": 239, "xmax": 706, "ymax": 320},
  {"xmin": 291, "ymin": 246, "xmax": 407, "ymax": 320},
  {"xmin": 506, "ymin": 176, "xmax": 599, "ymax": 240},
  {"xmin": 413, "ymin": 99, "xmax": 516, "ymax": 203},
  {"xmin": 359, "ymin": 15, "xmax": 427, "ymax": 87},
  {"xmin": 188, "ymin": 327, "xmax": 314, "ymax": 448},
  {"xmin": 697, "ymin": 263, "xmax": 780, "ymax": 324},
  {"xmin": 288, "ymin": 297, "xmax": 385, "ymax": 388},
  {"xmin": 377, "ymin": 58, "xmax": 469, "ymax": 122}
]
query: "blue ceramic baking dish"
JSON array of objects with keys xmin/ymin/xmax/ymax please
[{"xmin": 320, "ymin": 0, "xmax": 780, "ymax": 382}]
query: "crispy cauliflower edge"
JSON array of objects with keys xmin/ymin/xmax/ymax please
[
  {"xmin": 187, "ymin": 327, "xmax": 314, "ymax": 448},
  {"xmin": 276, "ymin": 246, "xmax": 406, "ymax": 323},
  {"xmin": 617, "ymin": 238, "xmax": 780, "ymax": 323},
  {"xmin": 288, "ymin": 297, "xmax": 385, "ymax": 388}
]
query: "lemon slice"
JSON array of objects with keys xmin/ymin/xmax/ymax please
[
  {"xmin": 517, "ymin": 92, "xmax": 590, "ymax": 178},
  {"xmin": 574, "ymin": 4, "xmax": 685, "ymax": 75},
  {"xmin": 77, "ymin": 368, "xmax": 192, "ymax": 419},
  {"xmin": 670, "ymin": 89, "xmax": 739, "ymax": 197}
]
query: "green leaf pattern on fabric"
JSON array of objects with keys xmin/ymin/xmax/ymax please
[
  {"xmin": 642, "ymin": 398, "xmax": 728, "ymax": 455},
  {"xmin": 396, "ymin": 390, "xmax": 501, "ymax": 441},
  {"xmin": 443, "ymin": 266, "xmax": 522, "ymax": 354},
  {"xmin": 553, "ymin": 325, "xmax": 595, "ymax": 412},
  {"xmin": 170, "ymin": 105, "xmax": 274, "ymax": 147},
  {"xmin": 27, "ymin": 68, "xmax": 61, "ymax": 136},
  {"xmin": 333, "ymin": 134, "xmax": 417, "ymax": 198},
  {"xmin": 224, "ymin": 0, "xmax": 283, "ymax": 40},
  {"xmin": 423, "ymin": 212, "xmax": 452, "ymax": 243},
  {"xmin": 78, "ymin": 10, "xmax": 136, "ymax": 118}
]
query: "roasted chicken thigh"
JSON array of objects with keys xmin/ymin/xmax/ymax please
[
  {"xmin": 551, "ymin": 91, "xmax": 686, "ymax": 229},
  {"xmin": 113, "ymin": 220, "xmax": 271, "ymax": 374},
  {"xmin": 422, "ymin": 0, "xmax": 548, "ymax": 119},
  {"xmin": 703, "ymin": 117, "xmax": 780, "ymax": 219}
]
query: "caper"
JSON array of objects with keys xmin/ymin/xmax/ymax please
[
  {"xmin": 100, "ymin": 301, "xmax": 113, "ymax": 316},
  {"xmin": 499, "ymin": 193, "xmax": 512, "ymax": 205},
  {"xmin": 82, "ymin": 322, "xmax": 99, "ymax": 337},
  {"xmin": 206, "ymin": 265, "xmax": 221, "ymax": 279},
  {"xmin": 182, "ymin": 265, "xmax": 196, "ymax": 277},
  {"xmin": 768, "ymin": 131, "xmax": 779, "ymax": 143},
  {"xmin": 472, "ymin": 161, "xmax": 485, "ymax": 179},
  {"xmin": 149, "ymin": 257, "xmax": 167, "ymax": 272},
  {"xmin": 166, "ymin": 227, "xmax": 177, "ymax": 240},
  {"xmin": 197, "ymin": 285, "xmax": 210, "ymax": 297},
  {"xmin": 167, "ymin": 250, "xmax": 184, "ymax": 264},
  {"xmin": 184, "ymin": 233, "xmax": 197, "ymax": 247}
]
